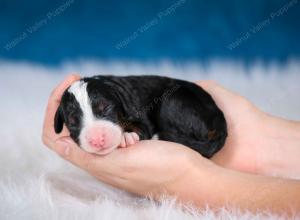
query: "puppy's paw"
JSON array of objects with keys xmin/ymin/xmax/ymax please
[{"xmin": 120, "ymin": 132, "xmax": 140, "ymax": 147}]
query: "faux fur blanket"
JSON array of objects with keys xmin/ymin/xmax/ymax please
[{"xmin": 0, "ymin": 60, "xmax": 299, "ymax": 220}]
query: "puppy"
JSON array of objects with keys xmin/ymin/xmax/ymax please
[{"xmin": 54, "ymin": 75, "xmax": 227, "ymax": 158}]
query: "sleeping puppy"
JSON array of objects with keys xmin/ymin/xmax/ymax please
[{"xmin": 54, "ymin": 75, "xmax": 227, "ymax": 158}]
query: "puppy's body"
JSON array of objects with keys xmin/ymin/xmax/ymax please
[{"xmin": 55, "ymin": 75, "xmax": 227, "ymax": 158}]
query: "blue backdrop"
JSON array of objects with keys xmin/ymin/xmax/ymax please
[{"xmin": 0, "ymin": 0, "xmax": 299, "ymax": 65}]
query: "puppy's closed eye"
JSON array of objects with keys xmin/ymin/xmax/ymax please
[{"xmin": 98, "ymin": 102, "xmax": 109, "ymax": 112}]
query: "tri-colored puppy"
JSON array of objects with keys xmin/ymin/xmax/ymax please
[{"xmin": 54, "ymin": 75, "xmax": 227, "ymax": 158}]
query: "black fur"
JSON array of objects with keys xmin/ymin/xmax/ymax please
[
  {"xmin": 54, "ymin": 75, "xmax": 227, "ymax": 158},
  {"xmin": 55, "ymin": 92, "xmax": 83, "ymax": 143}
]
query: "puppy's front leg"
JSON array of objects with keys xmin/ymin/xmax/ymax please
[
  {"xmin": 119, "ymin": 121, "xmax": 154, "ymax": 147},
  {"xmin": 119, "ymin": 132, "xmax": 140, "ymax": 147}
]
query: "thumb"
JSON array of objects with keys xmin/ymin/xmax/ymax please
[{"xmin": 55, "ymin": 137, "xmax": 98, "ymax": 171}]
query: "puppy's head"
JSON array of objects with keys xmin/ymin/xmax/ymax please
[{"xmin": 54, "ymin": 79, "xmax": 124, "ymax": 155}]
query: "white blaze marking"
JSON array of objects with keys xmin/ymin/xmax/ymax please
[
  {"xmin": 67, "ymin": 80, "xmax": 123, "ymax": 154},
  {"xmin": 68, "ymin": 81, "xmax": 94, "ymax": 127}
]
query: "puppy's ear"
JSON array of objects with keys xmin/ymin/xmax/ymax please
[{"xmin": 54, "ymin": 105, "xmax": 64, "ymax": 133}]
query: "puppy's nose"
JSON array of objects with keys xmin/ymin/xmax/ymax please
[{"xmin": 87, "ymin": 135, "xmax": 106, "ymax": 149}]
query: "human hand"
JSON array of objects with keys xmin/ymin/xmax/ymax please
[
  {"xmin": 42, "ymin": 75, "xmax": 273, "ymax": 192},
  {"xmin": 42, "ymin": 74, "xmax": 215, "ymax": 198},
  {"xmin": 43, "ymin": 76, "xmax": 300, "ymax": 213},
  {"xmin": 197, "ymin": 81, "xmax": 300, "ymax": 177},
  {"xmin": 42, "ymin": 74, "xmax": 81, "ymax": 152},
  {"xmin": 196, "ymin": 81, "xmax": 264, "ymax": 173}
]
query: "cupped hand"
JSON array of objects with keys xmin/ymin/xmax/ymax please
[
  {"xmin": 42, "ymin": 75, "xmax": 266, "ymax": 197},
  {"xmin": 42, "ymin": 76, "xmax": 300, "ymax": 212},
  {"xmin": 42, "ymin": 75, "xmax": 289, "ymax": 197},
  {"xmin": 42, "ymin": 74, "xmax": 81, "ymax": 151},
  {"xmin": 197, "ymin": 81, "xmax": 285, "ymax": 175},
  {"xmin": 42, "ymin": 74, "xmax": 215, "ymax": 198}
]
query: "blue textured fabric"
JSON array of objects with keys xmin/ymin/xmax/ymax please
[{"xmin": 0, "ymin": 0, "xmax": 299, "ymax": 65}]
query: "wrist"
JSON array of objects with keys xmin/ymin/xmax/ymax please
[
  {"xmin": 172, "ymin": 156, "xmax": 300, "ymax": 214},
  {"xmin": 263, "ymin": 113, "xmax": 300, "ymax": 139},
  {"xmin": 173, "ymin": 156, "xmax": 244, "ymax": 209},
  {"xmin": 192, "ymin": 163, "xmax": 300, "ymax": 214},
  {"xmin": 165, "ymin": 152, "xmax": 224, "ymax": 207}
]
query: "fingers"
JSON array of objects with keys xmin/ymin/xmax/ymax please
[
  {"xmin": 54, "ymin": 136, "xmax": 129, "ymax": 178},
  {"xmin": 42, "ymin": 74, "xmax": 80, "ymax": 149},
  {"xmin": 196, "ymin": 80, "xmax": 217, "ymax": 92},
  {"xmin": 196, "ymin": 80, "xmax": 239, "ymax": 100},
  {"xmin": 49, "ymin": 74, "xmax": 81, "ymax": 104},
  {"xmin": 53, "ymin": 136, "xmax": 99, "ymax": 172},
  {"xmin": 195, "ymin": 80, "xmax": 246, "ymax": 111}
]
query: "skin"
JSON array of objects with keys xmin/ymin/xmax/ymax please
[
  {"xmin": 201, "ymin": 81, "xmax": 300, "ymax": 178},
  {"xmin": 42, "ymin": 74, "xmax": 300, "ymax": 215}
]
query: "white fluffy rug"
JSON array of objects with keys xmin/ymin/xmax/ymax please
[{"xmin": 0, "ymin": 59, "xmax": 299, "ymax": 220}]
